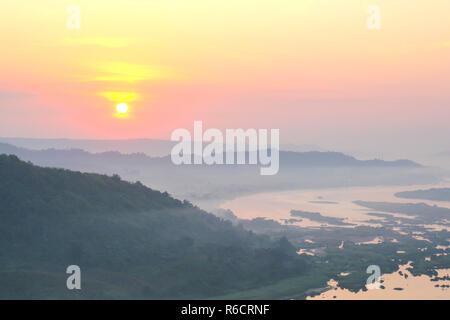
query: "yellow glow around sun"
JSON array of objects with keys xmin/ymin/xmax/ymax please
[
  {"xmin": 100, "ymin": 91, "xmax": 139, "ymax": 102},
  {"xmin": 116, "ymin": 103, "xmax": 129, "ymax": 114}
]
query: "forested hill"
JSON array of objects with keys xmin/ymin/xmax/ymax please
[
  {"xmin": 0, "ymin": 153, "xmax": 180, "ymax": 216},
  {"xmin": 0, "ymin": 155, "xmax": 308, "ymax": 299}
]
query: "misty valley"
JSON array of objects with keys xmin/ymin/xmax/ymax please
[{"xmin": 0, "ymin": 140, "xmax": 448, "ymax": 299}]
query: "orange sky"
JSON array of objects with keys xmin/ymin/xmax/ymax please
[{"xmin": 0, "ymin": 0, "xmax": 449, "ymax": 155}]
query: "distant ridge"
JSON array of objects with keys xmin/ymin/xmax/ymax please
[
  {"xmin": 0, "ymin": 138, "xmax": 324, "ymax": 157},
  {"xmin": 0, "ymin": 137, "xmax": 175, "ymax": 157},
  {"xmin": 279, "ymin": 151, "xmax": 421, "ymax": 168},
  {"xmin": 0, "ymin": 142, "xmax": 429, "ymax": 203},
  {"xmin": 0, "ymin": 142, "xmax": 422, "ymax": 169}
]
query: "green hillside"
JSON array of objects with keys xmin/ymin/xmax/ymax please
[{"xmin": 0, "ymin": 155, "xmax": 309, "ymax": 299}]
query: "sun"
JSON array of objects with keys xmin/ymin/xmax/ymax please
[{"xmin": 116, "ymin": 103, "xmax": 128, "ymax": 114}]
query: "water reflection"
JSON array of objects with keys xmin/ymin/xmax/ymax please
[
  {"xmin": 221, "ymin": 183, "xmax": 450, "ymax": 228},
  {"xmin": 308, "ymin": 262, "xmax": 449, "ymax": 300}
]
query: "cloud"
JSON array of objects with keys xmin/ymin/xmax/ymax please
[
  {"xmin": 89, "ymin": 62, "xmax": 176, "ymax": 83},
  {"xmin": 99, "ymin": 92, "xmax": 139, "ymax": 102},
  {"xmin": 61, "ymin": 37, "xmax": 129, "ymax": 48}
]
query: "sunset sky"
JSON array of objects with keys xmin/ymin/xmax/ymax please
[{"xmin": 1, "ymin": 1, "xmax": 449, "ymax": 157}]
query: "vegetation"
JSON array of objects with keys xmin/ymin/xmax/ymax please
[
  {"xmin": 1, "ymin": 154, "xmax": 448, "ymax": 299},
  {"xmin": 0, "ymin": 155, "xmax": 310, "ymax": 299}
]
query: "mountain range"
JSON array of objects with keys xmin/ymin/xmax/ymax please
[{"xmin": 0, "ymin": 142, "xmax": 437, "ymax": 207}]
